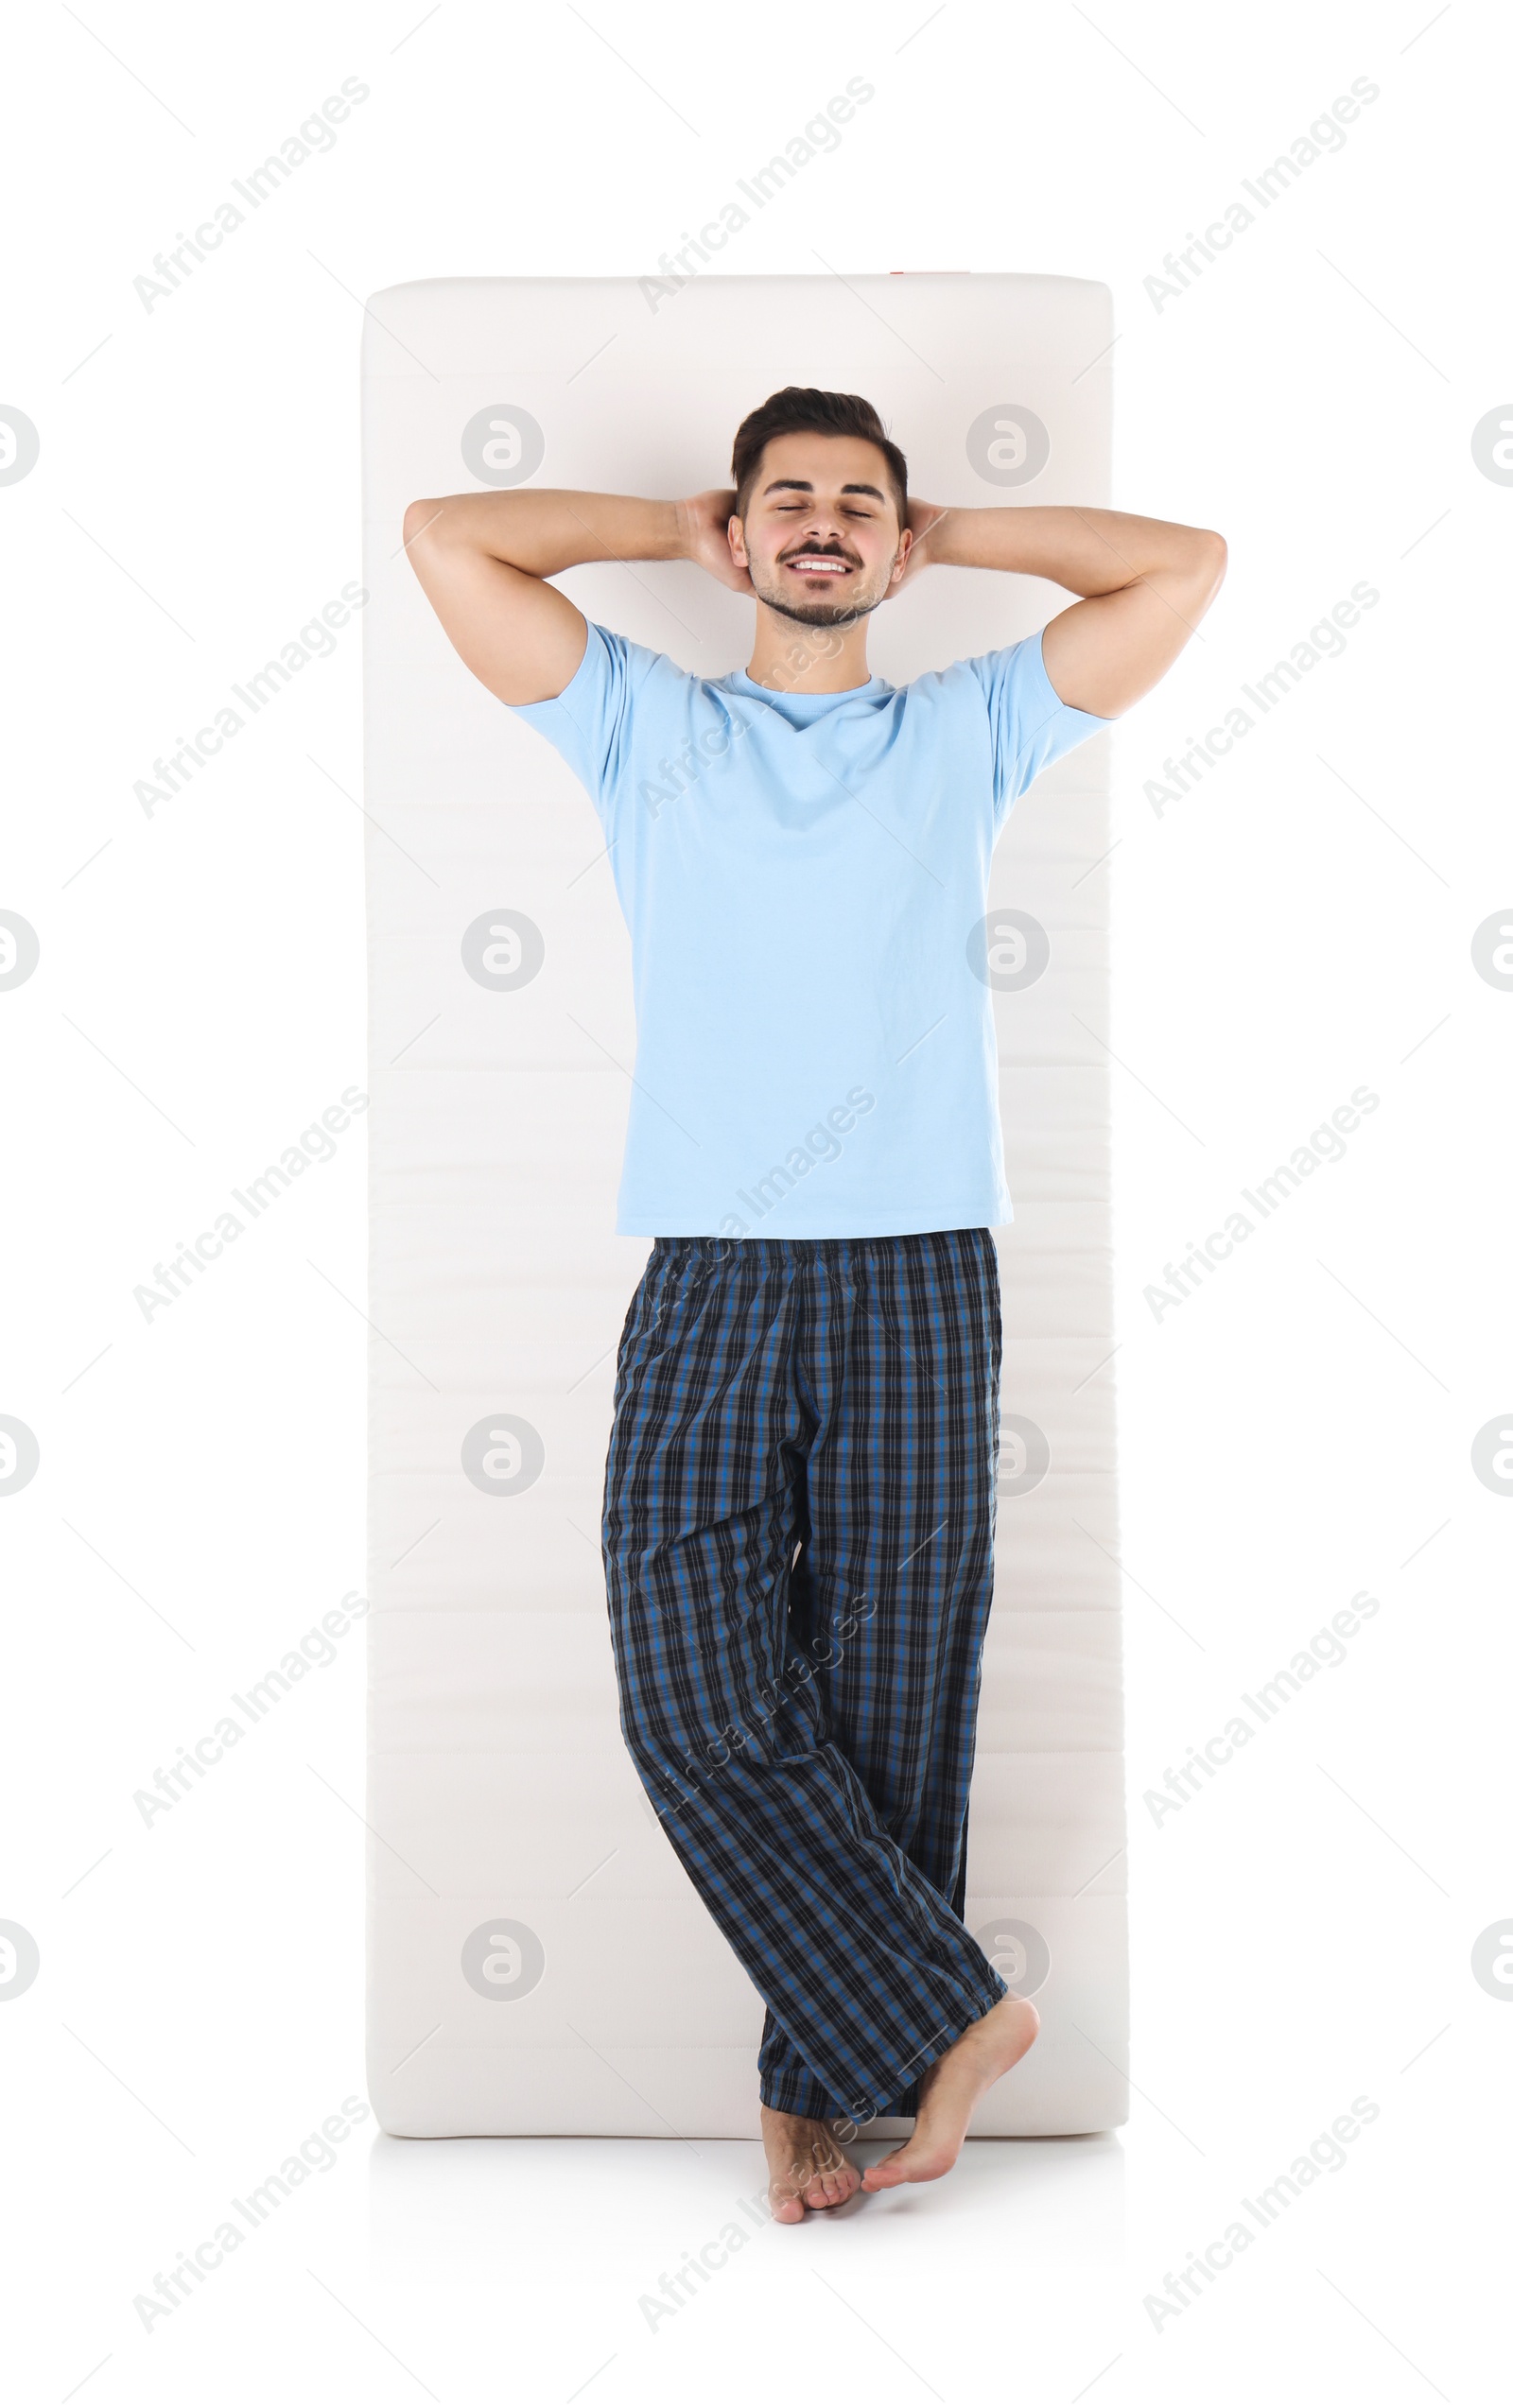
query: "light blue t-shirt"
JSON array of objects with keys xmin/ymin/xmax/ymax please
[{"xmin": 509, "ymin": 620, "xmax": 1107, "ymax": 1238}]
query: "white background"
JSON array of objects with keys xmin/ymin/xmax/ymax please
[{"xmin": 3, "ymin": 2, "xmax": 1508, "ymax": 2401}]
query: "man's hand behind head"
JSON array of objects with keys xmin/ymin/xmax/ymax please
[
  {"xmin": 677, "ymin": 490, "xmax": 756, "ymax": 595},
  {"xmin": 881, "ymin": 499, "xmax": 948, "ymax": 600}
]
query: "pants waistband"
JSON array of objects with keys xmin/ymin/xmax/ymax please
[{"xmin": 652, "ymin": 1229, "xmax": 993, "ymax": 1266}]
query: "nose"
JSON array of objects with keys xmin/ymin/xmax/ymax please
[{"xmin": 791, "ymin": 512, "xmax": 849, "ymax": 551}]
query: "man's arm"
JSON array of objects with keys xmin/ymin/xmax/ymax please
[
  {"xmin": 900, "ymin": 503, "xmax": 1227, "ymax": 719},
  {"xmin": 400, "ymin": 488, "xmax": 748, "ymax": 706}
]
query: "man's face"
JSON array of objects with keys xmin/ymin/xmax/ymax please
[{"xmin": 729, "ymin": 432, "xmax": 909, "ymax": 628}]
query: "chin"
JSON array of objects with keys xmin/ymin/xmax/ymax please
[{"xmin": 753, "ymin": 575, "xmax": 884, "ymax": 630}]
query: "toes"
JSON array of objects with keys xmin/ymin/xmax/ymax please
[
  {"xmin": 796, "ymin": 2155, "xmax": 860, "ymax": 2209},
  {"xmin": 764, "ymin": 2119, "xmax": 865, "ymax": 2217}
]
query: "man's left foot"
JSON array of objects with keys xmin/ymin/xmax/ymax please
[
  {"xmin": 860, "ymin": 1995, "xmax": 1040, "ymax": 2192},
  {"xmin": 760, "ymin": 2105, "xmax": 863, "ymax": 2220}
]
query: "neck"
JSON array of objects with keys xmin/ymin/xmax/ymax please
[{"xmin": 744, "ymin": 601, "xmax": 874, "ymax": 695}]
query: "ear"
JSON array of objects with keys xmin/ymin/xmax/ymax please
[
  {"xmin": 889, "ymin": 525, "xmax": 914, "ymax": 583},
  {"xmin": 728, "ymin": 512, "xmax": 749, "ymax": 567}
]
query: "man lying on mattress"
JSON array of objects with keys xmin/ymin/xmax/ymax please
[{"xmin": 403, "ymin": 387, "xmax": 1225, "ymax": 2221}]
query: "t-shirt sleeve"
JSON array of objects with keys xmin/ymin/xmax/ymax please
[
  {"xmin": 503, "ymin": 618, "xmax": 653, "ymax": 839},
  {"xmin": 965, "ymin": 626, "xmax": 1111, "ymax": 832}
]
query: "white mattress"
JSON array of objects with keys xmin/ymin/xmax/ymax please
[{"xmin": 361, "ymin": 273, "xmax": 1126, "ymax": 2138}]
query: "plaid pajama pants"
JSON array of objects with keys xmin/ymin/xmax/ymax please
[{"xmin": 601, "ymin": 1227, "xmax": 1010, "ymax": 2122}]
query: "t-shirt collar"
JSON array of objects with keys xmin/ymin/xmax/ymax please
[{"xmin": 725, "ymin": 666, "xmax": 883, "ymax": 702}]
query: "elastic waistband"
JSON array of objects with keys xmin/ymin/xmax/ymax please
[{"xmin": 652, "ymin": 1228, "xmax": 993, "ymax": 1267}]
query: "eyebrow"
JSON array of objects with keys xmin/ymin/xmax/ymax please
[{"xmin": 760, "ymin": 476, "xmax": 887, "ymax": 503}]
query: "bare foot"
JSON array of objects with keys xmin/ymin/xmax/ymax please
[
  {"xmin": 860, "ymin": 1996, "xmax": 1040, "ymax": 2193},
  {"xmin": 759, "ymin": 2105, "xmax": 863, "ymax": 2222}
]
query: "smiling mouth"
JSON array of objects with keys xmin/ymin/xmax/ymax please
[{"xmin": 782, "ymin": 551, "xmax": 853, "ymax": 575}]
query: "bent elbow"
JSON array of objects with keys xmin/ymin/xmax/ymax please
[
  {"xmin": 1195, "ymin": 528, "xmax": 1228, "ymax": 591},
  {"xmin": 402, "ymin": 496, "xmax": 444, "ymax": 556}
]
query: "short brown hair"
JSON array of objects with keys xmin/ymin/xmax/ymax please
[{"xmin": 731, "ymin": 386, "xmax": 908, "ymax": 526}]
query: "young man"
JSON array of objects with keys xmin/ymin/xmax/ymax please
[{"xmin": 404, "ymin": 388, "xmax": 1226, "ymax": 2222}]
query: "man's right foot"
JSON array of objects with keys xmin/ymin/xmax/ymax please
[
  {"xmin": 859, "ymin": 1994, "xmax": 1040, "ymax": 2193},
  {"xmin": 759, "ymin": 2104, "xmax": 863, "ymax": 2221}
]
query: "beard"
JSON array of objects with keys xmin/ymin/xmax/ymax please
[{"xmin": 746, "ymin": 553, "xmax": 894, "ymax": 630}]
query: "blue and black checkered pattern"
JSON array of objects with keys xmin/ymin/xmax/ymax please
[{"xmin": 602, "ymin": 1227, "xmax": 1010, "ymax": 2122}]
